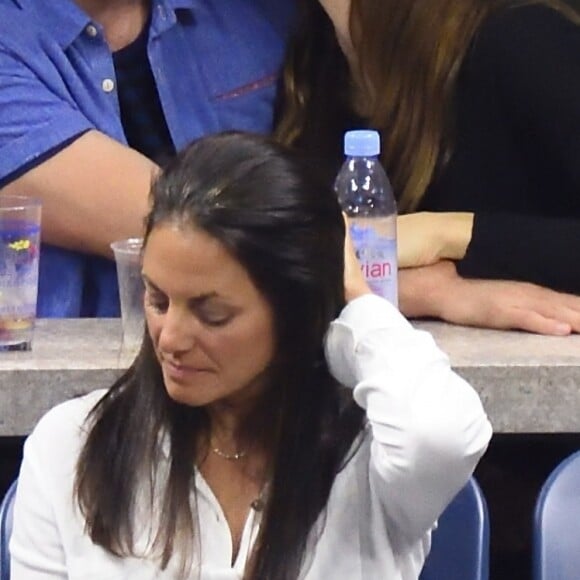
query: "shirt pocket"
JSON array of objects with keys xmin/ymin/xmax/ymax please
[{"xmin": 191, "ymin": 3, "xmax": 288, "ymax": 132}]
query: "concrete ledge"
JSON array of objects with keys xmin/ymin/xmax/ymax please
[{"xmin": 1, "ymin": 318, "xmax": 580, "ymax": 435}]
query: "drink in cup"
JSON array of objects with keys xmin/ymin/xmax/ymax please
[{"xmin": 0, "ymin": 196, "xmax": 42, "ymax": 351}]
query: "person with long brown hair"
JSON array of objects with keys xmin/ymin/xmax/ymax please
[
  {"xmin": 9, "ymin": 132, "xmax": 491, "ymax": 579},
  {"xmin": 276, "ymin": 0, "xmax": 580, "ymax": 335}
]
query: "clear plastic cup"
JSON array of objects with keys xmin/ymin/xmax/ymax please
[
  {"xmin": 110, "ymin": 238, "xmax": 144, "ymax": 355},
  {"xmin": 0, "ymin": 196, "xmax": 42, "ymax": 351}
]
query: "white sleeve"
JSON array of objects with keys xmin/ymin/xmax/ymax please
[
  {"xmin": 10, "ymin": 431, "xmax": 68, "ymax": 579},
  {"xmin": 324, "ymin": 294, "xmax": 492, "ymax": 547},
  {"xmin": 10, "ymin": 391, "xmax": 105, "ymax": 579}
]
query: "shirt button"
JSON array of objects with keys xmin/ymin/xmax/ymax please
[
  {"xmin": 101, "ymin": 78, "xmax": 115, "ymax": 93},
  {"xmin": 85, "ymin": 24, "xmax": 98, "ymax": 38}
]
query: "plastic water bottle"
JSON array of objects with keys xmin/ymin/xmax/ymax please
[{"xmin": 334, "ymin": 130, "xmax": 398, "ymax": 306}]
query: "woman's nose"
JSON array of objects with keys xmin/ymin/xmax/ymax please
[{"xmin": 157, "ymin": 305, "xmax": 195, "ymax": 354}]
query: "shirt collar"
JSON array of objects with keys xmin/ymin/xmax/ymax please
[
  {"xmin": 162, "ymin": 0, "xmax": 197, "ymax": 10},
  {"xmin": 14, "ymin": 0, "xmax": 198, "ymax": 50},
  {"xmin": 14, "ymin": 0, "xmax": 91, "ymax": 49}
]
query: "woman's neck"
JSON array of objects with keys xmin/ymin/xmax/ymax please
[
  {"xmin": 318, "ymin": 0, "xmax": 355, "ymax": 62},
  {"xmin": 207, "ymin": 401, "xmax": 253, "ymax": 453}
]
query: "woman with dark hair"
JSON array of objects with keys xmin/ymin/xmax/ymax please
[
  {"xmin": 276, "ymin": 0, "xmax": 580, "ymax": 335},
  {"xmin": 10, "ymin": 132, "xmax": 491, "ymax": 579}
]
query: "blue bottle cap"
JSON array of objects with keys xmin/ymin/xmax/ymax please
[{"xmin": 344, "ymin": 130, "xmax": 381, "ymax": 156}]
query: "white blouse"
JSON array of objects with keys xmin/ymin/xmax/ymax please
[{"xmin": 10, "ymin": 294, "xmax": 492, "ymax": 579}]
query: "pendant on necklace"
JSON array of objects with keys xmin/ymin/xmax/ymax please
[
  {"xmin": 250, "ymin": 497, "xmax": 265, "ymax": 511},
  {"xmin": 211, "ymin": 446, "xmax": 247, "ymax": 461}
]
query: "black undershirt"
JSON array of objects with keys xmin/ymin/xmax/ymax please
[{"xmin": 112, "ymin": 20, "xmax": 175, "ymax": 165}]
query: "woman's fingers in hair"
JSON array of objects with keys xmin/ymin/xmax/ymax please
[{"xmin": 342, "ymin": 214, "xmax": 372, "ymax": 303}]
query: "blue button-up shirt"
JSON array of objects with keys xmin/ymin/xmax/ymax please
[{"xmin": 0, "ymin": 0, "xmax": 294, "ymax": 316}]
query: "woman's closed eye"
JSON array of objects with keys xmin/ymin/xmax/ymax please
[
  {"xmin": 195, "ymin": 306, "xmax": 234, "ymax": 327},
  {"xmin": 145, "ymin": 290, "xmax": 233, "ymax": 327}
]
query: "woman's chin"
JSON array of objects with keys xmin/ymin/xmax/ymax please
[{"xmin": 162, "ymin": 375, "xmax": 216, "ymax": 408}]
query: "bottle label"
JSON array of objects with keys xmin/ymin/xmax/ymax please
[{"xmin": 350, "ymin": 222, "xmax": 398, "ymax": 306}]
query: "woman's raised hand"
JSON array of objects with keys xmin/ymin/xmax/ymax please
[{"xmin": 343, "ymin": 215, "xmax": 372, "ymax": 303}]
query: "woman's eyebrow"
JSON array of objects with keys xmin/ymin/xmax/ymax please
[{"xmin": 142, "ymin": 273, "xmax": 219, "ymax": 305}]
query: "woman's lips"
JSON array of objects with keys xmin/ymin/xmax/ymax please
[{"xmin": 163, "ymin": 360, "xmax": 211, "ymax": 381}]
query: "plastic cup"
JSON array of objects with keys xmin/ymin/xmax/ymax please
[
  {"xmin": 111, "ymin": 238, "xmax": 144, "ymax": 355},
  {"xmin": 0, "ymin": 196, "xmax": 42, "ymax": 351}
]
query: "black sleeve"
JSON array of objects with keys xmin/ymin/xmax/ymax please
[
  {"xmin": 488, "ymin": 5, "xmax": 580, "ymax": 190},
  {"xmin": 456, "ymin": 6, "xmax": 580, "ymax": 294},
  {"xmin": 457, "ymin": 212, "xmax": 580, "ymax": 294}
]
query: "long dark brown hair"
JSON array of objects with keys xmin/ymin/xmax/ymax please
[
  {"xmin": 74, "ymin": 132, "xmax": 365, "ymax": 579},
  {"xmin": 275, "ymin": 0, "xmax": 579, "ymax": 211}
]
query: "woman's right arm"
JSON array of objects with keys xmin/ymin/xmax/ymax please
[
  {"xmin": 338, "ymin": 220, "xmax": 492, "ymax": 547},
  {"xmin": 325, "ymin": 294, "xmax": 492, "ymax": 548}
]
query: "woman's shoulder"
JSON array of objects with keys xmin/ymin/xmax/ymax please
[
  {"xmin": 474, "ymin": 3, "xmax": 579, "ymax": 58},
  {"xmin": 28, "ymin": 389, "xmax": 108, "ymax": 447},
  {"xmin": 464, "ymin": 3, "xmax": 580, "ymax": 98},
  {"xmin": 18, "ymin": 390, "xmax": 108, "ymax": 487}
]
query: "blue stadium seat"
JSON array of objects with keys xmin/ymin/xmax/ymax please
[
  {"xmin": 0, "ymin": 480, "xmax": 17, "ymax": 580},
  {"xmin": 533, "ymin": 450, "xmax": 580, "ymax": 580},
  {"xmin": 420, "ymin": 477, "xmax": 490, "ymax": 580}
]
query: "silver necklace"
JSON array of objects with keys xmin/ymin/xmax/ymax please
[{"xmin": 211, "ymin": 445, "xmax": 247, "ymax": 461}]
